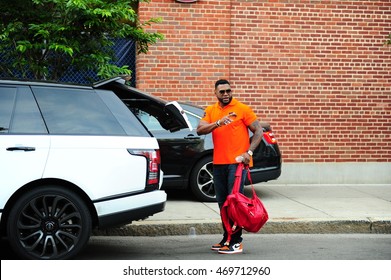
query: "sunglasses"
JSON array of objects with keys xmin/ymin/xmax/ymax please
[{"xmin": 218, "ymin": 89, "xmax": 232, "ymax": 95}]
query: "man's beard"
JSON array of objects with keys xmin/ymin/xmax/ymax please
[{"xmin": 218, "ymin": 96, "xmax": 232, "ymax": 106}]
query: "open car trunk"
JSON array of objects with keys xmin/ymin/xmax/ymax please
[{"xmin": 94, "ymin": 77, "xmax": 192, "ymax": 132}]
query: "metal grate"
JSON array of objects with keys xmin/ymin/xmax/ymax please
[{"xmin": 0, "ymin": 39, "xmax": 136, "ymax": 86}]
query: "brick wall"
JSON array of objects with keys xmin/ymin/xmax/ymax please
[{"xmin": 138, "ymin": 0, "xmax": 391, "ymax": 163}]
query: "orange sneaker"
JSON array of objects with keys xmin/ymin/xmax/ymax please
[
  {"xmin": 218, "ymin": 242, "xmax": 243, "ymax": 254},
  {"xmin": 211, "ymin": 240, "xmax": 226, "ymax": 251}
]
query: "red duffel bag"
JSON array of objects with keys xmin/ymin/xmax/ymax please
[{"xmin": 220, "ymin": 163, "xmax": 269, "ymax": 244}]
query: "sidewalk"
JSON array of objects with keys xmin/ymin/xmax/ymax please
[{"xmin": 94, "ymin": 184, "xmax": 391, "ymax": 236}]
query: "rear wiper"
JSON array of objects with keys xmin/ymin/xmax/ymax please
[{"xmin": 0, "ymin": 127, "xmax": 9, "ymax": 131}]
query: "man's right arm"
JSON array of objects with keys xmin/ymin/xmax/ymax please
[{"xmin": 196, "ymin": 119, "xmax": 219, "ymax": 135}]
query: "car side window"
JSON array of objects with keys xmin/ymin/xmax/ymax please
[
  {"xmin": 0, "ymin": 86, "xmax": 47, "ymax": 134},
  {"xmin": 0, "ymin": 86, "xmax": 16, "ymax": 133},
  {"xmin": 32, "ymin": 86, "xmax": 127, "ymax": 135},
  {"xmin": 96, "ymin": 89, "xmax": 149, "ymax": 137},
  {"xmin": 12, "ymin": 87, "xmax": 48, "ymax": 134},
  {"xmin": 185, "ymin": 112, "xmax": 200, "ymax": 131},
  {"xmin": 134, "ymin": 108, "xmax": 199, "ymax": 133},
  {"xmin": 135, "ymin": 110, "xmax": 164, "ymax": 132}
]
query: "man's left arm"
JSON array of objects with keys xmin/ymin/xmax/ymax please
[
  {"xmin": 248, "ymin": 120, "xmax": 263, "ymax": 153},
  {"xmin": 240, "ymin": 120, "xmax": 263, "ymax": 164}
]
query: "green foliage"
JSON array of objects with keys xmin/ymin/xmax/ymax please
[
  {"xmin": 0, "ymin": 0, "xmax": 164, "ymax": 81},
  {"xmin": 386, "ymin": 34, "xmax": 391, "ymax": 46}
]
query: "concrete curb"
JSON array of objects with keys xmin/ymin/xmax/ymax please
[{"xmin": 93, "ymin": 218, "xmax": 391, "ymax": 236}]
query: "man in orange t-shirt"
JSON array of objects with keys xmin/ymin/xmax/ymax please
[{"xmin": 197, "ymin": 79, "xmax": 263, "ymax": 254}]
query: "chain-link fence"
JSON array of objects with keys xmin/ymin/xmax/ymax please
[{"xmin": 0, "ymin": 39, "xmax": 136, "ymax": 87}]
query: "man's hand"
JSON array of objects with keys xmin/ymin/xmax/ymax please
[
  {"xmin": 238, "ymin": 152, "xmax": 251, "ymax": 165},
  {"xmin": 219, "ymin": 112, "xmax": 237, "ymax": 126},
  {"xmin": 197, "ymin": 112, "xmax": 237, "ymax": 135}
]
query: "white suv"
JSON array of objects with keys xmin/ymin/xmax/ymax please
[{"xmin": 0, "ymin": 77, "xmax": 190, "ymax": 259}]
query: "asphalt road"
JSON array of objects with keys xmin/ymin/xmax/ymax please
[
  {"xmin": 78, "ymin": 234, "xmax": 391, "ymax": 260},
  {"xmin": 2, "ymin": 233, "xmax": 390, "ymax": 260},
  {"xmin": 2, "ymin": 234, "xmax": 389, "ymax": 280}
]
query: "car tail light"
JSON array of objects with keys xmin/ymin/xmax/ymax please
[
  {"xmin": 128, "ymin": 149, "xmax": 161, "ymax": 188},
  {"xmin": 148, "ymin": 149, "xmax": 160, "ymax": 185},
  {"xmin": 263, "ymin": 131, "xmax": 277, "ymax": 144}
]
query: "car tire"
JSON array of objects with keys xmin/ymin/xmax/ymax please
[
  {"xmin": 6, "ymin": 185, "xmax": 92, "ymax": 260},
  {"xmin": 190, "ymin": 155, "xmax": 217, "ymax": 202}
]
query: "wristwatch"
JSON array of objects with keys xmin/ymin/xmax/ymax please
[{"xmin": 247, "ymin": 150, "xmax": 253, "ymax": 157}]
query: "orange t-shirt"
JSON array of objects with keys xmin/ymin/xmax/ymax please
[{"xmin": 201, "ymin": 98, "xmax": 257, "ymax": 165}]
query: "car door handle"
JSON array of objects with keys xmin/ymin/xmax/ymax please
[
  {"xmin": 184, "ymin": 134, "xmax": 200, "ymax": 140},
  {"xmin": 6, "ymin": 146, "xmax": 36, "ymax": 152}
]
